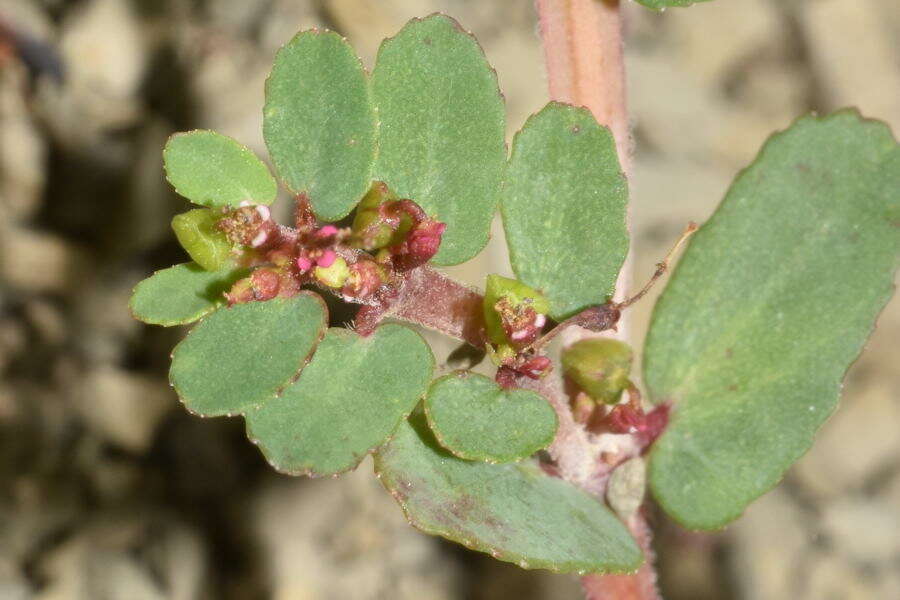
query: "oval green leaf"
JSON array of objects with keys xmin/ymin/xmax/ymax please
[
  {"xmin": 374, "ymin": 414, "xmax": 642, "ymax": 574},
  {"xmin": 263, "ymin": 30, "xmax": 376, "ymax": 221},
  {"xmin": 163, "ymin": 130, "xmax": 277, "ymax": 208},
  {"xmin": 501, "ymin": 103, "xmax": 629, "ymax": 320},
  {"xmin": 371, "ymin": 14, "xmax": 506, "ymax": 265},
  {"xmin": 645, "ymin": 111, "xmax": 900, "ymax": 530},
  {"xmin": 424, "ymin": 372, "xmax": 557, "ymax": 463},
  {"xmin": 170, "ymin": 293, "xmax": 327, "ymax": 417},
  {"xmin": 129, "ymin": 262, "xmax": 247, "ymax": 326},
  {"xmin": 245, "ymin": 324, "xmax": 434, "ymax": 476}
]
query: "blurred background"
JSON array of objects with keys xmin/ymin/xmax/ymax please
[{"xmin": 0, "ymin": 0, "xmax": 898, "ymax": 598}]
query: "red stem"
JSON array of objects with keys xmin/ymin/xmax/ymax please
[{"xmin": 356, "ymin": 266, "xmax": 487, "ymax": 348}]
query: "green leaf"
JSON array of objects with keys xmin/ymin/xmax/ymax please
[
  {"xmin": 245, "ymin": 324, "xmax": 434, "ymax": 476},
  {"xmin": 371, "ymin": 15, "xmax": 506, "ymax": 266},
  {"xmin": 634, "ymin": 0, "xmax": 712, "ymax": 9},
  {"xmin": 171, "ymin": 208, "xmax": 234, "ymax": 271},
  {"xmin": 424, "ymin": 372, "xmax": 557, "ymax": 463},
  {"xmin": 163, "ymin": 130, "xmax": 277, "ymax": 208},
  {"xmin": 501, "ymin": 103, "xmax": 628, "ymax": 320},
  {"xmin": 374, "ymin": 414, "xmax": 642, "ymax": 574},
  {"xmin": 644, "ymin": 111, "xmax": 900, "ymax": 530},
  {"xmin": 129, "ymin": 263, "xmax": 247, "ymax": 326},
  {"xmin": 263, "ymin": 30, "xmax": 376, "ymax": 221},
  {"xmin": 170, "ymin": 293, "xmax": 327, "ymax": 417}
]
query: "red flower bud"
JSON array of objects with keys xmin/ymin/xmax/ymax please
[{"xmin": 391, "ymin": 219, "xmax": 446, "ymax": 271}]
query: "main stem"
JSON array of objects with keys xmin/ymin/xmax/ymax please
[{"xmin": 536, "ymin": 2, "xmax": 659, "ymax": 599}]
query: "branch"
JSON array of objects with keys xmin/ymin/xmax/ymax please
[
  {"xmin": 535, "ymin": 0, "xmax": 630, "ymax": 171},
  {"xmin": 581, "ymin": 511, "xmax": 661, "ymax": 600},
  {"xmin": 356, "ymin": 266, "xmax": 487, "ymax": 348},
  {"xmin": 535, "ymin": 4, "xmax": 664, "ymax": 598}
]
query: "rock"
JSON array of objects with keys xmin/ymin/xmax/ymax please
[
  {"xmin": 0, "ymin": 60, "xmax": 46, "ymax": 222},
  {"xmin": 792, "ymin": 377, "xmax": 900, "ymax": 499},
  {"xmin": 728, "ymin": 488, "xmax": 810, "ymax": 600},
  {"xmin": 257, "ymin": 0, "xmax": 322, "ymax": 55},
  {"xmin": 78, "ymin": 367, "xmax": 172, "ymax": 453},
  {"xmin": 39, "ymin": 0, "xmax": 148, "ymax": 147},
  {"xmin": 72, "ymin": 274, "xmax": 143, "ymax": 365},
  {"xmin": 34, "ymin": 516, "xmax": 204, "ymax": 600},
  {"xmin": 24, "ymin": 299, "xmax": 67, "ymax": 346},
  {"xmin": 801, "ymin": 0, "xmax": 900, "ymax": 132},
  {"xmin": 821, "ymin": 498, "xmax": 900, "ymax": 566},
  {"xmin": 254, "ymin": 462, "xmax": 464, "ymax": 600},
  {"xmin": 803, "ymin": 553, "xmax": 878, "ymax": 600},
  {"xmin": 176, "ymin": 22, "xmax": 269, "ymax": 155},
  {"xmin": 661, "ymin": 0, "xmax": 785, "ymax": 89},
  {"xmin": 115, "ymin": 119, "xmax": 182, "ymax": 255},
  {"xmin": 0, "ymin": 318, "xmax": 27, "ymax": 375},
  {"xmin": 0, "ymin": 227, "xmax": 82, "ymax": 293}
]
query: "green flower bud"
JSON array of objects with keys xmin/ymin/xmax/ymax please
[
  {"xmin": 483, "ymin": 274, "xmax": 550, "ymax": 348},
  {"xmin": 171, "ymin": 208, "xmax": 234, "ymax": 271},
  {"xmin": 561, "ymin": 338, "xmax": 633, "ymax": 404},
  {"xmin": 313, "ymin": 256, "xmax": 350, "ymax": 288}
]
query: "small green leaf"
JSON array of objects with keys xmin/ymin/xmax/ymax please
[
  {"xmin": 645, "ymin": 111, "xmax": 900, "ymax": 530},
  {"xmin": 424, "ymin": 372, "xmax": 557, "ymax": 463},
  {"xmin": 263, "ymin": 30, "xmax": 376, "ymax": 221},
  {"xmin": 371, "ymin": 15, "xmax": 506, "ymax": 265},
  {"xmin": 170, "ymin": 293, "xmax": 327, "ymax": 417},
  {"xmin": 171, "ymin": 208, "xmax": 234, "ymax": 271},
  {"xmin": 129, "ymin": 263, "xmax": 247, "ymax": 326},
  {"xmin": 375, "ymin": 414, "xmax": 642, "ymax": 574},
  {"xmin": 246, "ymin": 324, "xmax": 434, "ymax": 476},
  {"xmin": 163, "ymin": 130, "xmax": 277, "ymax": 208},
  {"xmin": 501, "ymin": 103, "xmax": 628, "ymax": 320},
  {"xmin": 634, "ymin": 0, "xmax": 712, "ymax": 9}
]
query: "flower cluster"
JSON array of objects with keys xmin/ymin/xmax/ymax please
[
  {"xmin": 482, "ymin": 274, "xmax": 553, "ymax": 388},
  {"xmin": 167, "ymin": 182, "xmax": 446, "ymax": 306}
]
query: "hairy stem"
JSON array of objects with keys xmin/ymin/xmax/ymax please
[
  {"xmin": 535, "ymin": 0, "xmax": 630, "ymax": 170},
  {"xmin": 356, "ymin": 266, "xmax": 487, "ymax": 348},
  {"xmin": 536, "ymin": 3, "xmax": 662, "ymax": 598},
  {"xmin": 581, "ymin": 511, "xmax": 661, "ymax": 600}
]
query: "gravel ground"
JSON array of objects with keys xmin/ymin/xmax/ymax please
[{"xmin": 0, "ymin": 1, "xmax": 897, "ymax": 598}]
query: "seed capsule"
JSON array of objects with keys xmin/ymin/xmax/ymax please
[{"xmin": 561, "ymin": 338, "xmax": 633, "ymax": 404}]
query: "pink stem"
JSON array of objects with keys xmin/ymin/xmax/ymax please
[
  {"xmin": 581, "ymin": 511, "xmax": 661, "ymax": 600},
  {"xmin": 535, "ymin": 0, "xmax": 630, "ymax": 170},
  {"xmin": 536, "ymin": 3, "xmax": 659, "ymax": 598}
]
